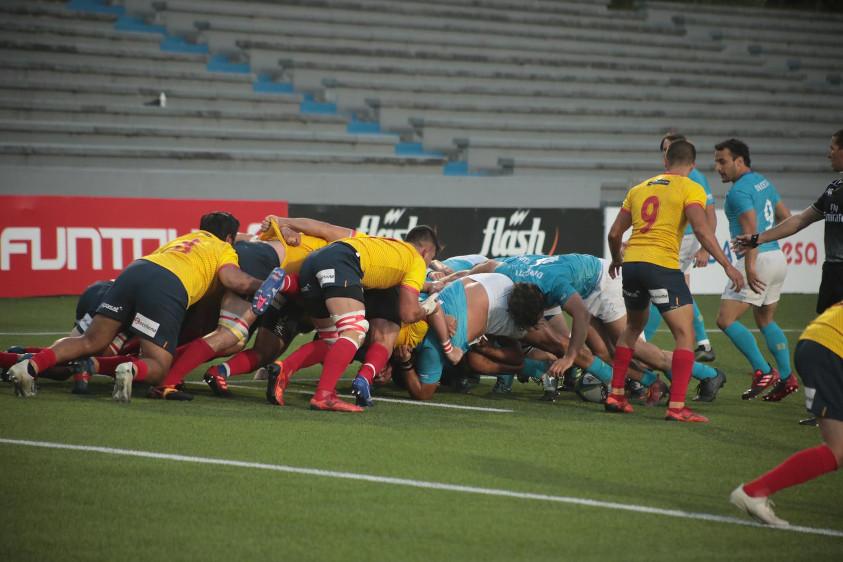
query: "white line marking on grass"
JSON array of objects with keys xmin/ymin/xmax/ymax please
[
  {"xmin": 2, "ymin": 437, "xmax": 841, "ymax": 539},
  {"xmin": 182, "ymin": 381, "xmax": 514, "ymax": 413}
]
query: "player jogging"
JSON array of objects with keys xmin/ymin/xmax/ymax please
[{"xmin": 606, "ymin": 140, "xmax": 744, "ymax": 422}]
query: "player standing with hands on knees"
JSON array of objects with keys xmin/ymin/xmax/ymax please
[{"xmin": 607, "ymin": 140, "xmax": 744, "ymax": 422}]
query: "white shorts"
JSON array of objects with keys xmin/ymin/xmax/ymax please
[
  {"xmin": 583, "ymin": 258, "xmax": 626, "ymax": 324},
  {"xmin": 679, "ymin": 233, "xmax": 701, "ymax": 274},
  {"xmin": 722, "ymin": 249, "xmax": 787, "ymax": 306}
]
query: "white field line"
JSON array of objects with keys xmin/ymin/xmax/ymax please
[
  {"xmin": 182, "ymin": 381, "xmax": 514, "ymax": 413},
  {"xmin": 1, "ymin": 437, "xmax": 841, "ymax": 539}
]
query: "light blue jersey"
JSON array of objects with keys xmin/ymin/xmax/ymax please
[
  {"xmin": 724, "ymin": 171, "xmax": 781, "ymax": 254},
  {"xmin": 426, "ymin": 254, "xmax": 487, "ymax": 281},
  {"xmin": 494, "ymin": 254, "xmax": 602, "ymax": 308},
  {"xmin": 684, "ymin": 168, "xmax": 715, "ymax": 235},
  {"xmin": 415, "ymin": 280, "xmax": 470, "ymax": 384}
]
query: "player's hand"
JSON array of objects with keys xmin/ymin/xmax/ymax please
[
  {"xmin": 608, "ymin": 260, "xmax": 623, "ymax": 279},
  {"xmin": 693, "ymin": 249, "xmax": 710, "ymax": 268},
  {"xmin": 260, "ymin": 215, "xmax": 281, "ymax": 233},
  {"xmin": 279, "ymin": 226, "xmax": 301, "ymax": 246},
  {"xmin": 373, "ymin": 364, "xmax": 393, "ymax": 385},
  {"xmin": 746, "ymin": 269, "xmax": 766, "ymax": 294},
  {"xmin": 732, "ymin": 233, "xmax": 759, "ymax": 251},
  {"xmin": 428, "ymin": 271, "xmax": 446, "ymax": 281},
  {"xmin": 725, "ymin": 265, "xmax": 746, "ymax": 292},
  {"xmin": 548, "ymin": 356, "xmax": 575, "ymax": 378},
  {"xmin": 428, "ymin": 280, "xmax": 445, "ymax": 293},
  {"xmin": 445, "ymin": 315, "xmax": 457, "ymax": 338},
  {"xmin": 395, "ymin": 345, "xmax": 412, "ymax": 363}
]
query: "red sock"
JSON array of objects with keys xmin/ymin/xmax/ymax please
[
  {"xmin": 357, "ymin": 343, "xmax": 390, "ymax": 384},
  {"xmin": 283, "ymin": 339, "xmax": 330, "ymax": 376},
  {"xmin": 121, "ymin": 339, "xmax": 141, "ymax": 355},
  {"xmin": 162, "ymin": 338, "xmax": 216, "ymax": 386},
  {"xmin": 95, "ymin": 355, "xmax": 137, "ymax": 376},
  {"xmin": 0, "ymin": 352, "xmax": 21, "ymax": 368},
  {"xmin": 29, "ymin": 348, "xmax": 57, "ymax": 375},
  {"xmin": 281, "ymin": 273, "xmax": 299, "ymax": 294},
  {"xmin": 611, "ymin": 346, "xmax": 634, "ymax": 393},
  {"xmin": 129, "ymin": 358, "xmax": 149, "ymax": 382},
  {"xmin": 315, "ymin": 338, "xmax": 359, "ymax": 393},
  {"xmin": 224, "ymin": 350, "xmax": 262, "ymax": 377},
  {"xmin": 668, "ymin": 348, "xmax": 694, "ymax": 406},
  {"xmin": 744, "ymin": 444, "xmax": 839, "ymax": 497}
]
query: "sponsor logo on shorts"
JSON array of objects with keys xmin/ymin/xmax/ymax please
[
  {"xmin": 131, "ymin": 313, "xmax": 160, "ymax": 338},
  {"xmin": 648, "ymin": 288, "xmax": 669, "ymax": 305},
  {"xmin": 316, "ymin": 269, "xmax": 336, "ymax": 287},
  {"xmin": 804, "ymin": 386, "xmax": 816, "ymax": 410},
  {"xmin": 100, "ymin": 302, "xmax": 122, "ymax": 314}
]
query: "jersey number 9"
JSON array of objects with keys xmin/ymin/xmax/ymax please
[{"xmin": 639, "ymin": 196, "xmax": 660, "ymax": 233}]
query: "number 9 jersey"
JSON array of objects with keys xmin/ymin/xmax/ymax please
[
  {"xmin": 724, "ymin": 171, "xmax": 782, "ymax": 255},
  {"xmin": 621, "ymin": 173, "xmax": 708, "ymax": 269}
]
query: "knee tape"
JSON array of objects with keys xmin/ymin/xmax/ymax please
[
  {"xmin": 332, "ymin": 310, "xmax": 369, "ymax": 347},
  {"xmin": 219, "ymin": 311, "xmax": 250, "ymax": 343},
  {"xmin": 108, "ymin": 331, "xmax": 130, "ymax": 355}
]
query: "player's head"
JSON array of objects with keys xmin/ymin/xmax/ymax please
[
  {"xmin": 507, "ymin": 283, "xmax": 545, "ymax": 331},
  {"xmin": 659, "ymin": 132, "xmax": 686, "ymax": 153},
  {"xmin": 714, "ymin": 138, "xmax": 751, "ymax": 183},
  {"xmin": 199, "ymin": 211, "xmax": 240, "ymax": 243},
  {"xmin": 405, "ymin": 225, "xmax": 442, "ymax": 265},
  {"xmin": 663, "ymin": 139, "xmax": 696, "ymax": 172},
  {"xmin": 830, "ymin": 129, "xmax": 843, "ymax": 172}
]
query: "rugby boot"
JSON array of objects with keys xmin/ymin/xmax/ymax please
[
  {"xmin": 604, "ymin": 394, "xmax": 634, "ymax": 414},
  {"xmin": 694, "ymin": 344, "xmax": 716, "ymax": 363},
  {"xmin": 309, "ymin": 390, "xmax": 363, "ymax": 412},
  {"xmin": 203, "ymin": 365, "xmax": 232, "ymax": 398},
  {"xmin": 1, "ymin": 346, "xmax": 26, "ymax": 382},
  {"xmin": 351, "ymin": 374, "xmax": 375, "ymax": 406},
  {"xmin": 252, "ymin": 267, "xmax": 286, "ymax": 315},
  {"xmin": 540, "ymin": 372, "xmax": 559, "ymax": 402},
  {"xmin": 741, "ymin": 367, "xmax": 780, "ymax": 400},
  {"xmin": 693, "ymin": 369, "xmax": 727, "ymax": 402},
  {"xmin": 665, "ymin": 407, "xmax": 709, "ymax": 423},
  {"xmin": 560, "ymin": 367, "xmax": 579, "ymax": 392},
  {"xmin": 265, "ymin": 361, "xmax": 290, "ymax": 406},
  {"xmin": 69, "ymin": 357, "xmax": 94, "ymax": 395},
  {"xmin": 112, "ymin": 363, "xmax": 134, "ymax": 403},
  {"xmin": 730, "ymin": 485, "xmax": 789, "ymax": 527},
  {"xmin": 9, "ymin": 357, "xmax": 36, "ymax": 398},
  {"xmin": 492, "ymin": 374, "xmax": 514, "ymax": 394},
  {"xmin": 762, "ymin": 374, "xmax": 799, "ymax": 402}
]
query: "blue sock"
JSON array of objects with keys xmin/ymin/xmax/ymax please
[
  {"xmin": 760, "ymin": 322, "xmax": 791, "ymax": 379},
  {"xmin": 521, "ymin": 358, "xmax": 548, "ymax": 381},
  {"xmin": 496, "ymin": 374, "xmax": 514, "ymax": 389},
  {"xmin": 643, "ymin": 303, "xmax": 662, "ymax": 341},
  {"xmin": 640, "ymin": 370, "xmax": 658, "ymax": 387},
  {"xmin": 586, "ymin": 356, "xmax": 613, "ymax": 385},
  {"xmin": 723, "ymin": 321, "xmax": 771, "ymax": 373},
  {"xmin": 692, "ymin": 362, "xmax": 717, "ymax": 380},
  {"xmin": 692, "ymin": 301, "xmax": 708, "ymax": 345}
]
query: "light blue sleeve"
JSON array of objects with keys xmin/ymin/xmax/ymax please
[
  {"xmin": 730, "ymin": 186, "xmax": 756, "ymax": 216},
  {"xmin": 414, "ymin": 341, "xmax": 443, "ymax": 384}
]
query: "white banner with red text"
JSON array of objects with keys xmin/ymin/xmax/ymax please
[
  {"xmin": 0, "ymin": 196, "xmax": 285, "ymax": 298},
  {"xmin": 602, "ymin": 207, "xmax": 823, "ymax": 294}
]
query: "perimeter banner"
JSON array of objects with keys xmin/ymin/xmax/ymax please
[
  {"xmin": 288, "ymin": 205, "xmax": 603, "ymax": 258},
  {"xmin": 0, "ymin": 196, "xmax": 285, "ymax": 297}
]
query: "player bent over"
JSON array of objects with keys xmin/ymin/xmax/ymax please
[
  {"xmin": 9, "ymin": 212, "xmax": 266, "ymax": 402},
  {"xmin": 731, "ymin": 301, "xmax": 843, "ymax": 526},
  {"xmin": 607, "ymin": 140, "xmax": 743, "ymax": 422}
]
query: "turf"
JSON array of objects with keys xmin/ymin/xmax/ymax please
[{"xmin": 1, "ymin": 295, "xmax": 841, "ymax": 561}]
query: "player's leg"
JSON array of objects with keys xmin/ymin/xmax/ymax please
[
  {"xmin": 351, "ymin": 289, "xmax": 401, "ymax": 406},
  {"xmin": 113, "ymin": 339, "xmax": 175, "ymax": 403},
  {"xmin": 731, "ymin": 340, "xmax": 842, "ymax": 526}
]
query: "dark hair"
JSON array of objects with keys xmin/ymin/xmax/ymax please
[
  {"xmin": 659, "ymin": 132, "xmax": 686, "ymax": 152},
  {"xmin": 665, "ymin": 139, "xmax": 696, "ymax": 167},
  {"xmin": 714, "ymin": 138, "xmax": 751, "ymax": 167},
  {"xmin": 507, "ymin": 283, "xmax": 545, "ymax": 331},
  {"xmin": 405, "ymin": 224, "xmax": 442, "ymax": 254},
  {"xmin": 199, "ymin": 211, "xmax": 240, "ymax": 242},
  {"xmin": 833, "ymin": 129, "xmax": 843, "ymax": 148}
]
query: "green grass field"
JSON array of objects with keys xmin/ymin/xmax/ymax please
[{"xmin": 1, "ymin": 295, "xmax": 841, "ymax": 561}]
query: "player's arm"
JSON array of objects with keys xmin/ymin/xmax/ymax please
[
  {"xmin": 395, "ymin": 345, "xmax": 439, "ymax": 400},
  {"xmin": 737, "ymin": 210, "xmax": 766, "ymax": 294},
  {"xmin": 398, "ymin": 286, "xmax": 427, "ymax": 324},
  {"xmin": 262, "ymin": 216, "xmax": 354, "ymax": 242},
  {"xmin": 686, "ymin": 204, "xmax": 744, "ymax": 291},
  {"xmin": 428, "ymin": 260, "xmax": 453, "ymax": 275},
  {"xmin": 217, "ymin": 264, "xmax": 262, "ymax": 295},
  {"xmin": 735, "ymin": 206, "xmax": 823, "ymax": 249},
  {"xmin": 470, "ymin": 336, "xmax": 524, "ymax": 365},
  {"xmin": 467, "ymin": 260, "xmax": 499, "ymax": 275},
  {"xmin": 607, "ymin": 209, "xmax": 632, "ymax": 278},
  {"xmin": 548, "ymin": 293, "xmax": 589, "ymax": 377},
  {"xmin": 774, "ymin": 201, "xmax": 791, "ymax": 223},
  {"xmin": 694, "ymin": 203, "xmax": 718, "ymax": 267}
]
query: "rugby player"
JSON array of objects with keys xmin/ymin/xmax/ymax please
[
  {"xmin": 643, "ymin": 133, "xmax": 717, "ymax": 362},
  {"xmin": 730, "ymin": 301, "xmax": 843, "ymax": 526},
  {"xmin": 714, "ymin": 139, "xmax": 796, "ymax": 401},
  {"xmin": 607, "ymin": 140, "xmax": 744, "ymax": 422},
  {"xmin": 9, "ymin": 212, "xmax": 267, "ymax": 401}
]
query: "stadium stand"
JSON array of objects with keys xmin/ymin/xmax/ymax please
[{"xmin": 0, "ymin": 0, "xmax": 838, "ymax": 208}]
